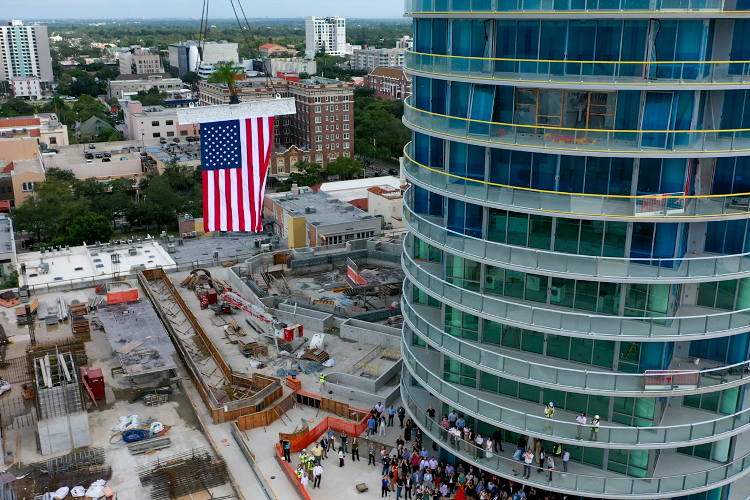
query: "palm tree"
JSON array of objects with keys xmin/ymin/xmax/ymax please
[{"xmin": 208, "ymin": 61, "xmax": 242, "ymax": 104}]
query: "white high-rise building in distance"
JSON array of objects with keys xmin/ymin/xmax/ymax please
[
  {"xmin": 0, "ymin": 20, "xmax": 53, "ymax": 82},
  {"xmin": 305, "ymin": 16, "xmax": 346, "ymax": 59}
]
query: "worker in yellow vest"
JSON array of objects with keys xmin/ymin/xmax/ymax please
[
  {"xmin": 319, "ymin": 373, "xmax": 326, "ymax": 392},
  {"xmin": 544, "ymin": 402, "xmax": 555, "ymax": 431}
]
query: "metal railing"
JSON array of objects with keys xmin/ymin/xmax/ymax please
[
  {"xmin": 399, "ymin": 379, "xmax": 750, "ymax": 499},
  {"xmin": 405, "ymin": 0, "xmax": 728, "ymax": 14},
  {"xmin": 403, "ymin": 99, "xmax": 750, "ymax": 155},
  {"xmin": 406, "ymin": 50, "xmax": 750, "ymax": 86},
  {"xmin": 401, "ymin": 340, "xmax": 750, "ymax": 448},
  {"xmin": 403, "ymin": 250, "xmax": 750, "ymax": 340},
  {"xmin": 402, "ymin": 297, "xmax": 750, "ymax": 396},
  {"xmin": 402, "ymin": 143, "xmax": 750, "ymax": 220},
  {"xmin": 403, "ymin": 202, "xmax": 750, "ymax": 283}
]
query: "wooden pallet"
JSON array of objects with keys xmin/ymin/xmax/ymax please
[{"xmin": 299, "ymin": 349, "xmax": 330, "ymax": 364}]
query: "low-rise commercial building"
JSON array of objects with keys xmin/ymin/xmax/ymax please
[
  {"xmin": 118, "ymin": 47, "xmax": 163, "ymax": 75},
  {"xmin": 367, "ymin": 186, "xmax": 404, "ymax": 229},
  {"xmin": 262, "ymin": 58, "xmax": 317, "ymax": 77},
  {"xmin": 364, "ymin": 66, "xmax": 412, "ymax": 101},
  {"xmin": 121, "ymin": 101, "xmax": 200, "ymax": 142},
  {"xmin": 351, "ymin": 47, "xmax": 405, "ymax": 72},
  {"xmin": 0, "ymin": 215, "xmax": 17, "ymax": 278},
  {"xmin": 107, "ymin": 74, "xmax": 185, "ymax": 100},
  {"xmin": 265, "ymin": 189, "xmax": 381, "ymax": 248},
  {"xmin": 259, "ymin": 43, "xmax": 296, "ymax": 57},
  {"xmin": 43, "ymin": 142, "xmax": 145, "ymax": 181}
]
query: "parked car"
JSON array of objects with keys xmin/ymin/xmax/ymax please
[
  {"xmin": 89, "ymin": 143, "xmax": 95, "ymax": 149},
  {"xmin": 103, "ymin": 152, "xmax": 111, "ymax": 158},
  {"xmin": 160, "ymin": 137, "xmax": 167, "ymax": 144},
  {"xmin": 388, "ymin": 168, "xmax": 398, "ymax": 176},
  {"xmin": 172, "ymin": 138, "xmax": 180, "ymax": 143},
  {"xmin": 95, "ymin": 152, "xmax": 103, "ymax": 158},
  {"xmin": 102, "ymin": 158, "xmax": 111, "ymax": 162}
]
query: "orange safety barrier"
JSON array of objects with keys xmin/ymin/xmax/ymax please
[
  {"xmin": 275, "ymin": 443, "xmax": 313, "ymax": 500},
  {"xmin": 287, "ymin": 390, "xmax": 369, "ymax": 453},
  {"xmin": 106, "ymin": 289, "xmax": 139, "ymax": 304}
]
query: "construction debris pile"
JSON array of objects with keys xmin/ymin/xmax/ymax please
[
  {"xmin": 110, "ymin": 414, "xmax": 171, "ymax": 455},
  {"xmin": 136, "ymin": 448, "xmax": 229, "ymax": 500}
]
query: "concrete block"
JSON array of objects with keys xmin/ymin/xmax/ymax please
[{"xmin": 70, "ymin": 412, "xmax": 92, "ymax": 448}]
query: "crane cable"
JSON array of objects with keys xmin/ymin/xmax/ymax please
[{"xmin": 229, "ymin": 0, "xmax": 280, "ymax": 95}]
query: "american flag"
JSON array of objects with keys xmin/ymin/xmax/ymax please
[{"xmin": 201, "ymin": 116, "xmax": 274, "ymax": 232}]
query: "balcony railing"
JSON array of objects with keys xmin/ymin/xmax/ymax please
[
  {"xmin": 402, "ymin": 297, "xmax": 750, "ymax": 396},
  {"xmin": 405, "ymin": 0, "xmax": 728, "ymax": 14},
  {"xmin": 403, "ymin": 201, "xmax": 750, "ymax": 282},
  {"xmin": 402, "ymin": 341, "xmax": 750, "ymax": 448},
  {"xmin": 406, "ymin": 50, "xmax": 750, "ymax": 87},
  {"xmin": 402, "ymin": 144, "xmax": 750, "ymax": 219},
  {"xmin": 403, "ymin": 250, "xmax": 750, "ymax": 340},
  {"xmin": 403, "ymin": 99, "xmax": 750, "ymax": 155},
  {"xmin": 400, "ymin": 379, "xmax": 750, "ymax": 499}
]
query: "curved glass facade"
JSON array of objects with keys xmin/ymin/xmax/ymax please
[{"xmin": 401, "ymin": 2, "xmax": 750, "ymax": 499}]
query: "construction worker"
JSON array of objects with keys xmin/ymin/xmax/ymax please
[
  {"xmin": 544, "ymin": 402, "xmax": 555, "ymax": 431},
  {"xmin": 319, "ymin": 373, "xmax": 326, "ymax": 392},
  {"xmin": 299, "ymin": 449, "xmax": 309, "ymax": 468},
  {"xmin": 296, "ymin": 464, "xmax": 304, "ymax": 480},
  {"xmin": 590, "ymin": 415, "xmax": 600, "ymax": 441},
  {"xmin": 307, "ymin": 456, "xmax": 315, "ymax": 475}
]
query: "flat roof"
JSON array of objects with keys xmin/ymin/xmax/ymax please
[
  {"xmin": 0, "ymin": 215, "xmax": 14, "ymax": 256},
  {"xmin": 99, "ymin": 299, "xmax": 177, "ymax": 376},
  {"xmin": 274, "ymin": 191, "xmax": 378, "ymax": 227},
  {"xmin": 318, "ymin": 176, "xmax": 401, "ymax": 203},
  {"xmin": 17, "ymin": 240, "xmax": 176, "ymax": 287}
]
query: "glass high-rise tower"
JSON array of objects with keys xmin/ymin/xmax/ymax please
[{"xmin": 400, "ymin": 1, "xmax": 750, "ymax": 498}]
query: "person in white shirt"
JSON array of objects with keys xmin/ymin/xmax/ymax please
[
  {"xmin": 522, "ymin": 449, "xmax": 534, "ymax": 479},
  {"xmin": 575, "ymin": 413, "xmax": 587, "ymax": 439},
  {"xmin": 485, "ymin": 437, "xmax": 494, "ymax": 460},
  {"xmin": 562, "ymin": 449, "xmax": 570, "ymax": 474},
  {"xmin": 429, "ymin": 457, "xmax": 438, "ymax": 470},
  {"xmin": 300, "ymin": 473, "xmax": 309, "ymax": 487},
  {"xmin": 475, "ymin": 434, "xmax": 485, "ymax": 459}
]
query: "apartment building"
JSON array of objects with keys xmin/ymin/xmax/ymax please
[
  {"xmin": 403, "ymin": 2, "xmax": 750, "ymax": 500},
  {"xmin": 0, "ymin": 20, "xmax": 53, "ymax": 82},
  {"xmin": 11, "ymin": 76, "xmax": 42, "ymax": 99},
  {"xmin": 351, "ymin": 47, "xmax": 405, "ymax": 72},
  {"xmin": 198, "ymin": 76, "xmax": 354, "ymax": 171},
  {"xmin": 364, "ymin": 67, "xmax": 411, "ymax": 101},
  {"xmin": 118, "ymin": 47, "xmax": 163, "ymax": 75},
  {"xmin": 305, "ymin": 16, "xmax": 346, "ymax": 59},
  {"xmin": 262, "ymin": 58, "xmax": 317, "ymax": 77}
]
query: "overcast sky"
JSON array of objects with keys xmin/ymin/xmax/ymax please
[{"xmin": 4, "ymin": 0, "xmax": 406, "ymax": 20}]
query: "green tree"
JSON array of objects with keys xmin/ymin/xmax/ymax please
[
  {"xmin": 67, "ymin": 215, "xmax": 113, "ymax": 245},
  {"xmin": 131, "ymin": 87, "xmax": 167, "ymax": 106},
  {"xmin": 181, "ymin": 71, "xmax": 198, "ymax": 85},
  {"xmin": 107, "ymin": 96, "xmax": 121, "ymax": 109},
  {"xmin": 96, "ymin": 128, "xmax": 124, "ymax": 143},
  {"xmin": 208, "ymin": 61, "xmax": 242, "ymax": 101},
  {"xmin": 325, "ymin": 156, "xmax": 362, "ymax": 180},
  {"xmin": 353, "ymin": 93, "xmax": 409, "ymax": 162},
  {"xmin": 46, "ymin": 167, "xmax": 77, "ymax": 185},
  {"xmin": 12, "ymin": 178, "xmax": 91, "ymax": 242},
  {"xmin": 0, "ymin": 98, "xmax": 36, "ymax": 117},
  {"xmin": 279, "ymin": 161, "xmax": 323, "ymax": 190}
]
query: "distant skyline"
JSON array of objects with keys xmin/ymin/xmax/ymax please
[{"xmin": 2, "ymin": 0, "xmax": 406, "ymax": 20}]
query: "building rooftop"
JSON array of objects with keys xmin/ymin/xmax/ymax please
[
  {"xmin": 272, "ymin": 191, "xmax": 377, "ymax": 227},
  {"xmin": 17, "ymin": 239, "xmax": 176, "ymax": 288},
  {"xmin": 0, "ymin": 215, "xmax": 15, "ymax": 256},
  {"xmin": 369, "ymin": 66, "xmax": 408, "ymax": 79},
  {"xmin": 78, "ymin": 116, "xmax": 114, "ymax": 136},
  {"xmin": 113, "ymin": 73, "xmax": 179, "ymax": 82},
  {"xmin": 318, "ymin": 176, "xmax": 402, "ymax": 203},
  {"xmin": 10, "ymin": 157, "xmax": 44, "ymax": 174},
  {"xmin": 368, "ymin": 185, "xmax": 403, "ymax": 200}
]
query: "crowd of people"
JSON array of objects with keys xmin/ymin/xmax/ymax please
[{"xmin": 283, "ymin": 402, "xmax": 574, "ymax": 500}]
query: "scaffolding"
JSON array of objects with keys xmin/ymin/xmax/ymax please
[{"xmin": 33, "ymin": 352, "xmax": 84, "ymax": 421}]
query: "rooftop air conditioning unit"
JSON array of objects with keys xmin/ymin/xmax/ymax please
[{"xmin": 305, "ymin": 206, "xmax": 317, "ymax": 213}]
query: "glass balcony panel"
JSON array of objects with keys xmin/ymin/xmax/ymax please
[
  {"xmin": 504, "ymin": 356, "xmax": 530, "ymax": 379},
  {"xmin": 509, "ymin": 246, "xmax": 539, "ymax": 269},
  {"xmin": 603, "ymin": 478, "xmax": 634, "ymax": 495},
  {"xmin": 659, "ymin": 476, "xmax": 687, "ymax": 494},
  {"xmin": 664, "ymin": 425, "xmax": 692, "ymax": 443},
  {"xmin": 528, "ymin": 363, "xmax": 556, "ymax": 384}
]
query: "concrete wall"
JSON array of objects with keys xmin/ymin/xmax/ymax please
[
  {"xmin": 275, "ymin": 302, "xmax": 334, "ymax": 331},
  {"xmin": 324, "ymin": 363, "xmax": 402, "ymax": 407},
  {"xmin": 37, "ymin": 411, "xmax": 92, "ymax": 456},
  {"xmin": 340, "ymin": 318, "xmax": 401, "ymax": 350}
]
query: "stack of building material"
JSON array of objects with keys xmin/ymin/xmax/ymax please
[
  {"xmin": 300, "ymin": 349, "xmax": 330, "ymax": 364},
  {"xmin": 68, "ymin": 302, "xmax": 89, "ymax": 335},
  {"xmin": 136, "ymin": 448, "xmax": 229, "ymax": 500}
]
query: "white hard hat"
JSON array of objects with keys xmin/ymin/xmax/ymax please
[
  {"xmin": 549, "ymin": 402, "xmax": 554, "ymax": 407},
  {"xmin": 595, "ymin": 415, "xmax": 600, "ymax": 419}
]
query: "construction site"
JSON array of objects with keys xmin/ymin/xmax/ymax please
[{"xmin": 0, "ymin": 232, "xmax": 407, "ymax": 500}]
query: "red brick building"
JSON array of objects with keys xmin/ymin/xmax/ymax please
[
  {"xmin": 198, "ymin": 76, "xmax": 354, "ymax": 175},
  {"xmin": 364, "ymin": 66, "xmax": 412, "ymax": 101}
]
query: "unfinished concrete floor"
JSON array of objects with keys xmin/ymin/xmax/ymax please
[
  {"xmin": 0, "ymin": 285, "xmax": 236, "ymax": 500},
  {"xmin": 169, "ymin": 268, "xmax": 397, "ymax": 381}
]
